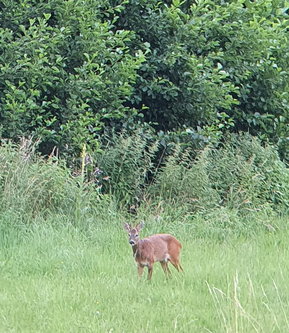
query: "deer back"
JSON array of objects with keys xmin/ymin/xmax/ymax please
[{"xmin": 135, "ymin": 234, "xmax": 182, "ymax": 263}]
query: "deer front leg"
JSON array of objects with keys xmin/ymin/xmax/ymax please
[
  {"xmin": 147, "ymin": 263, "xmax": 154, "ymax": 280},
  {"xmin": 137, "ymin": 264, "xmax": 144, "ymax": 279}
]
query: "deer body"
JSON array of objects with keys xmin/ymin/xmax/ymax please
[{"xmin": 124, "ymin": 223, "xmax": 183, "ymax": 280}]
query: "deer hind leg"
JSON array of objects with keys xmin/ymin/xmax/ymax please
[
  {"xmin": 177, "ymin": 262, "xmax": 184, "ymax": 272},
  {"xmin": 169, "ymin": 244, "xmax": 183, "ymax": 272},
  {"xmin": 160, "ymin": 261, "xmax": 171, "ymax": 277},
  {"xmin": 169, "ymin": 257, "xmax": 183, "ymax": 272},
  {"xmin": 171, "ymin": 260, "xmax": 184, "ymax": 272}
]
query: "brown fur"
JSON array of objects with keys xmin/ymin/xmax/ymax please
[{"xmin": 124, "ymin": 222, "xmax": 183, "ymax": 280}]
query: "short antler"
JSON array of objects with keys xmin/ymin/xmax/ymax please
[
  {"xmin": 123, "ymin": 222, "xmax": 131, "ymax": 232},
  {"xmin": 136, "ymin": 221, "xmax": 144, "ymax": 231}
]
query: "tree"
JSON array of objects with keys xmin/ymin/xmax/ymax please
[{"xmin": 0, "ymin": 0, "xmax": 144, "ymax": 155}]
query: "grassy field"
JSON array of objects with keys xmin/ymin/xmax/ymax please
[{"xmin": 1, "ymin": 217, "xmax": 289, "ymax": 333}]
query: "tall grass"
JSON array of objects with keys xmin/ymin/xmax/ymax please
[
  {"xmin": 1, "ymin": 133, "xmax": 288, "ymax": 231},
  {"xmin": 90, "ymin": 132, "xmax": 289, "ymax": 222},
  {"xmin": 148, "ymin": 134, "xmax": 289, "ymax": 220},
  {"xmin": 0, "ymin": 143, "xmax": 74, "ymax": 220}
]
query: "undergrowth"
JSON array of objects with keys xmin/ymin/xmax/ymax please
[{"xmin": 0, "ymin": 133, "xmax": 288, "ymax": 234}]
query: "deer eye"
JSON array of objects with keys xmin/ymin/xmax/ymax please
[{"xmin": 135, "ymin": 234, "xmax": 139, "ymax": 237}]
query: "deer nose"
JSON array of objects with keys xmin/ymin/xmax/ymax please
[{"xmin": 129, "ymin": 240, "xmax": 135, "ymax": 245}]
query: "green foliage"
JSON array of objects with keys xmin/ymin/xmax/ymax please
[
  {"xmin": 149, "ymin": 134, "xmax": 289, "ymax": 215},
  {"xmin": 0, "ymin": 0, "xmax": 144, "ymax": 155},
  {"xmin": 113, "ymin": 0, "xmax": 289, "ymax": 156},
  {"xmin": 0, "ymin": 1, "xmax": 289, "ymax": 220},
  {"xmin": 0, "ymin": 132, "xmax": 288, "ymax": 232},
  {"xmin": 1, "ymin": 0, "xmax": 288, "ymax": 158},
  {"xmin": 211, "ymin": 134, "xmax": 289, "ymax": 211},
  {"xmin": 95, "ymin": 129, "xmax": 159, "ymax": 206},
  {"xmin": 113, "ymin": 0, "xmax": 239, "ymax": 128},
  {"xmin": 149, "ymin": 146, "xmax": 221, "ymax": 211}
]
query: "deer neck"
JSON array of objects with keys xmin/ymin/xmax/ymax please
[{"xmin": 132, "ymin": 241, "xmax": 140, "ymax": 257}]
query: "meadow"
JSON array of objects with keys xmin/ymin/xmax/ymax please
[
  {"xmin": 0, "ymin": 138, "xmax": 289, "ymax": 333},
  {"xmin": 1, "ymin": 215, "xmax": 289, "ymax": 333}
]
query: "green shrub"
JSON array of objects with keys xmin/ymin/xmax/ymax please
[
  {"xmin": 1, "ymin": 0, "xmax": 288, "ymax": 159},
  {"xmin": 149, "ymin": 134, "xmax": 289, "ymax": 215},
  {"xmin": 0, "ymin": 0, "xmax": 144, "ymax": 156},
  {"xmin": 113, "ymin": 0, "xmax": 289, "ymax": 155},
  {"xmin": 95, "ymin": 129, "xmax": 159, "ymax": 206}
]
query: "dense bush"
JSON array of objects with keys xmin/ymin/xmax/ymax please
[
  {"xmin": 0, "ymin": 0, "xmax": 288, "ymax": 159},
  {"xmin": 0, "ymin": 1, "xmax": 288, "ymax": 233},
  {"xmin": 113, "ymin": 0, "xmax": 289, "ymax": 156},
  {"xmin": 0, "ymin": 0, "xmax": 144, "ymax": 155}
]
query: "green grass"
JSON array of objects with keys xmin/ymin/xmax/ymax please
[{"xmin": 1, "ymin": 218, "xmax": 289, "ymax": 333}]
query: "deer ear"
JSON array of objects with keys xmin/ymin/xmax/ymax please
[
  {"xmin": 123, "ymin": 223, "xmax": 131, "ymax": 232},
  {"xmin": 136, "ymin": 221, "xmax": 145, "ymax": 231}
]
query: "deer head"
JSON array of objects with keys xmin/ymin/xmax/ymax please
[{"xmin": 123, "ymin": 222, "xmax": 144, "ymax": 246}]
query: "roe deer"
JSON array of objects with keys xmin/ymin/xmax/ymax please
[{"xmin": 123, "ymin": 222, "xmax": 183, "ymax": 280}]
